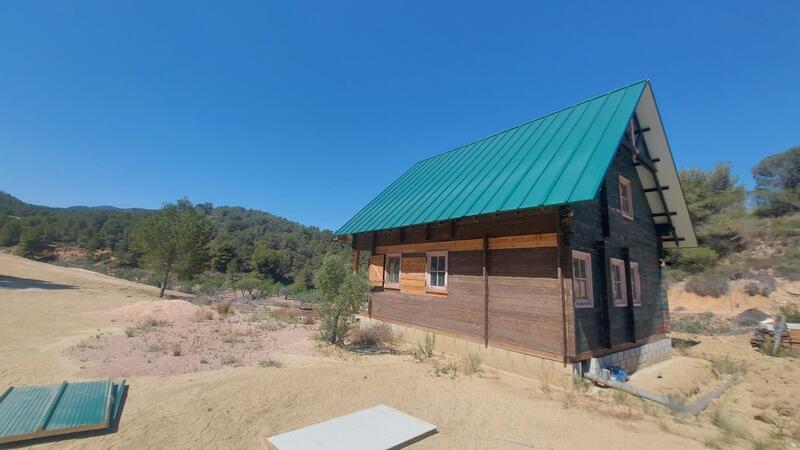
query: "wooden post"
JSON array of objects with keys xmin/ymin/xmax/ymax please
[
  {"xmin": 773, "ymin": 315, "xmax": 786, "ymax": 353},
  {"xmin": 557, "ymin": 206, "xmax": 570, "ymax": 365},
  {"xmin": 596, "ymin": 240, "xmax": 612, "ymax": 349},
  {"xmin": 622, "ymin": 247, "xmax": 636, "ymax": 343},
  {"xmin": 483, "ymin": 233, "xmax": 489, "ymax": 348},
  {"xmin": 353, "ymin": 250, "xmax": 360, "ymax": 273}
]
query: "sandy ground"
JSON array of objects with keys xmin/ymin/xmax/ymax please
[{"xmin": 1, "ymin": 253, "xmax": 798, "ymax": 449}]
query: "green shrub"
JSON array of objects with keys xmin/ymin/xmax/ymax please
[
  {"xmin": 744, "ymin": 274, "xmax": 776, "ymax": 297},
  {"xmin": 686, "ymin": 272, "xmax": 730, "ymax": 297},
  {"xmin": 671, "ymin": 246, "xmax": 721, "ymax": 274},
  {"xmin": 411, "ymin": 334, "xmax": 435, "ymax": 362},
  {"xmin": 770, "ymin": 213, "xmax": 800, "ymax": 238},
  {"xmin": 779, "ymin": 304, "xmax": 800, "ymax": 323}
]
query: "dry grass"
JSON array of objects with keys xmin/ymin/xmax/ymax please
[
  {"xmin": 125, "ymin": 319, "xmax": 171, "ymax": 337},
  {"xmin": 192, "ymin": 309, "xmax": 214, "ymax": 322},
  {"xmin": 348, "ymin": 323, "xmax": 396, "ymax": 348},
  {"xmin": 171, "ymin": 342, "xmax": 183, "ymax": 356},
  {"xmin": 463, "ymin": 353, "xmax": 482, "ymax": 376},
  {"xmin": 268, "ymin": 307, "xmax": 299, "ymax": 324},
  {"xmin": 215, "ymin": 300, "xmax": 234, "ymax": 316},
  {"xmin": 221, "ymin": 354, "xmax": 238, "ymax": 365},
  {"xmin": 258, "ymin": 356, "xmax": 283, "ymax": 368}
]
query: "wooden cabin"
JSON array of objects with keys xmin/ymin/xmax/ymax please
[{"xmin": 336, "ymin": 80, "xmax": 696, "ymax": 375}]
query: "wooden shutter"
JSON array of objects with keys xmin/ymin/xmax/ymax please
[{"xmin": 368, "ymin": 255, "xmax": 385, "ymax": 287}]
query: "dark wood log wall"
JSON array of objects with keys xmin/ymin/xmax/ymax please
[
  {"xmin": 567, "ymin": 146, "xmax": 666, "ymax": 358},
  {"xmin": 357, "ymin": 208, "xmax": 565, "ymax": 359}
]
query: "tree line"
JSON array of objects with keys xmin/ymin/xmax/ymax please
[
  {"xmin": 666, "ymin": 145, "xmax": 799, "ymax": 293},
  {"xmin": 0, "ymin": 192, "xmax": 347, "ymax": 296}
]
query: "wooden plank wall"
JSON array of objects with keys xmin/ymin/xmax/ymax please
[
  {"xmin": 363, "ymin": 208, "xmax": 566, "ymax": 359},
  {"xmin": 567, "ymin": 147, "xmax": 666, "ymax": 358}
]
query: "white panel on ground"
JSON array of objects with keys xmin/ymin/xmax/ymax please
[{"xmin": 266, "ymin": 404, "xmax": 437, "ymax": 450}]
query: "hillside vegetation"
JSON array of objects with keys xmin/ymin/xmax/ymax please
[
  {"xmin": 666, "ymin": 146, "xmax": 800, "ymax": 297},
  {"xmin": 0, "ymin": 192, "xmax": 345, "ymax": 294}
]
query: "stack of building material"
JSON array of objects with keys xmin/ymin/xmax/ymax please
[
  {"xmin": 751, "ymin": 319, "xmax": 799, "ymax": 350},
  {"xmin": 0, "ymin": 379, "xmax": 126, "ymax": 445}
]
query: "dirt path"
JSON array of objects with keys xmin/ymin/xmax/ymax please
[{"xmin": 0, "ymin": 252, "xmax": 761, "ymax": 449}]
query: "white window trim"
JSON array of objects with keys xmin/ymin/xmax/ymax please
[
  {"xmin": 610, "ymin": 257, "xmax": 628, "ymax": 307},
  {"xmin": 630, "ymin": 261, "xmax": 641, "ymax": 306},
  {"xmin": 425, "ymin": 251, "xmax": 448, "ymax": 292},
  {"xmin": 618, "ymin": 175, "xmax": 634, "ymax": 220},
  {"xmin": 571, "ymin": 250, "xmax": 594, "ymax": 308},
  {"xmin": 384, "ymin": 253, "xmax": 402, "ymax": 289}
]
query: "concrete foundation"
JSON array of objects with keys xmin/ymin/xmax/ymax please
[{"xmin": 358, "ymin": 316, "xmax": 573, "ymax": 383}]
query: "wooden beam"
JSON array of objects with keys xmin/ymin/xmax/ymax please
[
  {"xmin": 643, "ymin": 186, "xmax": 669, "ymax": 193},
  {"xmin": 600, "ymin": 185, "xmax": 610, "ymax": 238},
  {"xmin": 374, "ymin": 233, "xmax": 557, "ymax": 254},
  {"xmin": 662, "ymin": 237, "xmax": 686, "ymax": 242},
  {"xmin": 596, "ymin": 240, "xmax": 612, "ymax": 349},
  {"xmin": 353, "ymin": 250, "xmax": 360, "ymax": 273},
  {"xmin": 621, "ymin": 248, "xmax": 636, "ymax": 343},
  {"xmin": 483, "ymin": 233, "xmax": 489, "ymax": 348}
]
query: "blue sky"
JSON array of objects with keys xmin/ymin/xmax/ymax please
[{"xmin": 1, "ymin": 1, "xmax": 798, "ymax": 230}]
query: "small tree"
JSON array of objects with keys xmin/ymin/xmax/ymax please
[
  {"xmin": 314, "ymin": 254, "xmax": 371, "ymax": 345},
  {"xmin": 131, "ymin": 198, "xmax": 213, "ymax": 297}
]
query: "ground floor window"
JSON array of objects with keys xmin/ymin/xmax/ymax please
[
  {"xmin": 385, "ymin": 253, "xmax": 401, "ymax": 289},
  {"xmin": 426, "ymin": 251, "xmax": 447, "ymax": 291},
  {"xmin": 610, "ymin": 258, "xmax": 628, "ymax": 307},
  {"xmin": 630, "ymin": 261, "xmax": 641, "ymax": 306},
  {"xmin": 571, "ymin": 250, "xmax": 593, "ymax": 308}
]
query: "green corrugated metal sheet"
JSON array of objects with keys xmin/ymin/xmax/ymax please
[
  {"xmin": 0, "ymin": 379, "xmax": 125, "ymax": 445},
  {"xmin": 336, "ymin": 80, "xmax": 647, "ymax": 236}
]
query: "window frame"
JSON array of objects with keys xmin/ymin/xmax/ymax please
[
  {"xmin": 571, "ymin": 250, "xmax": 594, "ymax": 308},
  {"xmin": 618, "ymin": 175, "xmax": 634, "ymax": 220},
  {"xmin": 610, "ymin": 257, "xmax": 628, "ymax": 307},
  {"xmin": 425, "ymin": 251, "xmax": 448, "ymax": 292},
  {"xmin": 630, "ymin": 261, "xmax": 641, "ymax": 306},
  {"xmin": 384, "ymin": 253, "xmax": 402, "ymax": 289}
]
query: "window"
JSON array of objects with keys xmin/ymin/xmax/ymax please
[
  {"xmin": 619, "ymin": 175, "xmax": 633, "ymax": 219},
  {"xmin": 384, "ymin": 253, "xmax": 401, "ymax": 289},
  {"xmin": 426, "ymin": 251, "xmax": 447, "ymax": 291},
  {"xmin": 630, "ymin": 262, "xmax": 641, "ymax": 306},
  {"xmin": 610, "ymin": 258, "xmax": 628, "ymax": 307},
  {"xmin": 571, "ymin": 251, "xmax": 593, "ymax": 308}
]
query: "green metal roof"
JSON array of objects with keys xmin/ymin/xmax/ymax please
[{"xmin": 336, "ymin": 80, "xmax": 648, "ymax": 236}]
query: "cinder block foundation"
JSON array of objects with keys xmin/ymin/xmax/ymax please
[{"xmin": 585, "ymin": 337, "xmax": 672, "ymax": 376}]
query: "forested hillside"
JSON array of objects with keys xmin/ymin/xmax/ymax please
[
  {"xmin": 0, "ymin": 192, "xmax": 344, "ymax": 293},
  {"xmin": 666, "ymin": 146, "xmax": 800, "ymax": 297}
]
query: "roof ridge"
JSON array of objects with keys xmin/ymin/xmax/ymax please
[{"xmin": 414, "ymin": 79, "xmax": 648, "ymax": 165}]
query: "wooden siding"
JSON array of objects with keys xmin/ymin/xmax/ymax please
[
  {"xmin": 567, "ymin": 146, "xmax": 666, "ymax": 357},
  {"xmin": 368, "ymin": 255, "xmax": 384, "ymax": 287},
  {"xmin": 488, "ymin": 248, "xmax": 562, "ymax": 354},
  {"xmin": 374, "ymin": 233, "xmax": 556, "ymax": 254},
  {"xmin": 372, "ymin": 250, "xmax": 485, "ymax": 339},
  {"xmin": 352, "ymin": 207, "xmax": 558, "ymax": 251},
  {"xmin": 399, "ymin": 255, "xmax": 427, "ymax": 295},
  {"xmin": 366, "ymin": 209, "xmax": 565, "ymax": 358}
]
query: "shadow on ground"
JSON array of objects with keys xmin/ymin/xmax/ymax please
[{"xmin": 0, "ymin": 274, "xmax": 75, "ymax": 290}]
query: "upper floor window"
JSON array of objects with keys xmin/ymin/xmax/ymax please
[
  {"xmin": 630, "ymin": 261, "xmax": 641, "ymax": 306},
  {"xmin": 610, "ymin": 258, "xmax": 628, "ymax": 307},
  {"xmin": 384, "ymin": 253, "xmax": 401, "ymax": 289},
  {"xmin": 426, "ymin": 251, "xmax": 447, "ymax": 291},
  {"xmin": 571, "ymin": 251, "xmax": 593, "ymax": 308},
  {"xmin": 619, "ymin": 175, "xmax": 634, "ymax": 219}
]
